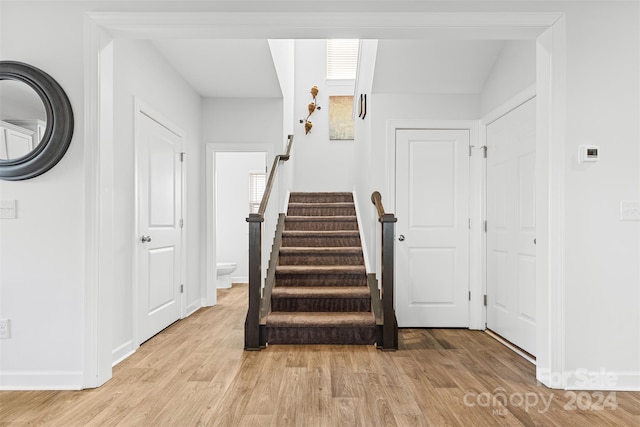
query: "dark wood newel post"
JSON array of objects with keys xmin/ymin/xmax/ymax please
[
  {"xmin": 380, "ymin": 213, "xmax": 398, "ymax": 350},
  {"xmin": 371, "ymin": 191, "xmax": 398, "ymax": 351},
  {"xmin": 245, "ymin": 213, "xmax": 264, "ymax": 350}
]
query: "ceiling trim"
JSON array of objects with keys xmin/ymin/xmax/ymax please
[{"xmin": 88, "ymin": 11, "xmax": 561, "ymax": 40}]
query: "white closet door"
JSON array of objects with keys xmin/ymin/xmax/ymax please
[
  {"xmin": 396, "ymin": 129, "xmax": 470, "ymax": 327},
  {"xmin": 486, "ymin": 97, "xmax": 537, "ymax": 355}
]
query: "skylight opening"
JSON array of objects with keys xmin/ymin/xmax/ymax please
[{"xmin": 327, "ymin": 39, "xmax": 360, "ymax": 80}]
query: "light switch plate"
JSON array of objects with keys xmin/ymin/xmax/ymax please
[
  {"xmin": 0, "ymin": 200, "xmax": 17, "ymax": 219},
  {"xmin": 620, "ymin": 201, "xmax": 640, "ymax": 220}
]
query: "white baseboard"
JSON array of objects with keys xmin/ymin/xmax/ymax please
[
  {"xmin": 186, "ymin": 298, "xmax": 204, "ymax": 315},
  {"xmin": 112, "ymin": 340, "xmax": 136, "ymax": 367},
  {"xmin": 231, "ymin": 276, "xmax": 248, "ymax": 284},
  {"xmin": 0, "ymin": 371, "xmax": 84, "ymax": 390},
  {"xmin": 563, "ymin": 370, "xmax": 640, "ymax": 391}
]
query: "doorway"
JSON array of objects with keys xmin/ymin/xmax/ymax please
[
  {"xmin": 205, "ymin": 143, "xmax": 274, "ymax": 307},
  {"xmin": 214, "ymin": 151, "xmax": 267, "ymax": 284}
]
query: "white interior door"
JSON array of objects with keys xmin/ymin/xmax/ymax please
[
  {"xmin": 486, "ymin": 97, "xmax": 536, "ymax": 355},
  {"xmin": 396, "ymin": 129, "xmax": 470, "ymax": 327},
  {"xmin": 136, "ymin": 110, "xmax": 183, "ymax": 344}
]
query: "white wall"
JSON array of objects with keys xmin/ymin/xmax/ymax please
[
  {"xmin": 0, "ymin": 1, "xmax": 87, "ymax": 389},
  {"xmin": 202, "ymin": 98, "xmax": 283, "ymax": 144},
  {"xmin": 215, "ymin": 152, "xmax": 266, "ymax": 282},
  {"xmin": 560, "ymin": 2, "xmax": 639, "ymax": 388},
  {"xmin": 111, "ymin": 39, "xmax": 203, "ymax": 363},
  {"xmin": 352, "ymin": 40, "xmax": 379, "ymax": 275},
  {"xmin": 480, "ymin": 40, "xmax": 537, "ymax": 116},
  {"xmin": 268, "ymin": 40, "xmax": 297, "ymax": 211},
  {"xmin": 292, "ymin": 40, "xmax": 358, "ymax": 192}
]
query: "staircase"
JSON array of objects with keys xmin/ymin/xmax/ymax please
[{"xmin": 265, "ymin": 192, "xmax": 377, "ymax": 345}]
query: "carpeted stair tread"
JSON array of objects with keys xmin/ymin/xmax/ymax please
[
  {"xmin": 267, "ymin": 311, "xmax": 375, "ymax": 327},
  {"xmin": 270, "ymin": 286, "xmax": 372, "ymax": 312},
  {"xmin": 282, "ymin": 230, "xmax": 359, "ymax": 237},
  {"xmin": 271, "ymin": 286, "xmax": 370, "ymax": 299},
  {"xmin": 286, "ymin": 215, "xmax": 357, "ymax": 222},
  {"xmin": 278, "ymin": 247, "xmax": 364, "ymax": 266},
  {"xmin": 276, "ymin": 265, "xmax": 366, "ymax": 275},
  {"xmin": 279, "ymin": 247, "xmax": 363, "ymax": 254},
  {"xmin": 289, "ymin": 192, "xmax": 354, "ymax": 203},
  {"xmin": 284, "ymin": 216, "xmax": 359, "ymax": 231},
  {"xmin": 288, "ymin": 202, "xmax": 354, "ymax": 208},
  {"xmin": 287, "ymin": 203, "xmax": 356, "ymax": 217}
]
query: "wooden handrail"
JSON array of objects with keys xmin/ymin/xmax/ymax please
[
  {"xmin": 371, "ymin": 191, "xmax": 385, "ymax": 219},
  {"xmin": 371, "ymin": 191, "xmax": 398, "ymax": 351},
  {"xmin": 245, "ymin": 135, "xmax": 293, "ymax": 350},
  {"xmin": 255, "ymin": 134, "xmax": 294, "ymax": 218}
]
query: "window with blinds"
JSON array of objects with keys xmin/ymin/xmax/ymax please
[
  {"xmin": 327, "ymin": 39, "xmax": 359, "ymax": 80},
  {"xmin": 249, "ymin": 172, "xmax": 266, "ymax": 214}
]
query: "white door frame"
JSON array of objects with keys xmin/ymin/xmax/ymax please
[
  {"xmin": 84, "ymin": 11, "xmax": 566, "ymax": 389},
  {"xmin": 205, "ymin": 143, "xmax": 274, "ymax": 307},
  {"xmin": 133, "ymin": 98, "xmax": 187, "ymax": 348}
]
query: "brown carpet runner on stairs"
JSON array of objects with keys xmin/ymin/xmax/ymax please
[{"xmin": 266, "ymin": 192, "xmax": 376, "ymax": 345}]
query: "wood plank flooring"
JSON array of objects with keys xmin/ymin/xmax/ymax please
[{"xmin": 1, "ymin": 284, "xmax": 639, "ymax": 426}]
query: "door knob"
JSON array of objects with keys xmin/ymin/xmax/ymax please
[
  {"xmin": 533, "ymin": 238, "xmax": 536, "ymax": 245},
  {"xmin": 398, "ymin": 235, "xmax": 405, "ymax": 241},
  {"xmin": 141, "ymin": 235, "xmax": 152, "ymax": 243}
]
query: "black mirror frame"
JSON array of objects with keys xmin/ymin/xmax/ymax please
[{"xmin": 0, "ymin": 61, "xmax": 74, "ymax": 181}]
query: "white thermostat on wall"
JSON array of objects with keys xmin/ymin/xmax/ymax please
[{"xmin": 579, "ymin": 145, "xmax": 600, "ymax": 163}]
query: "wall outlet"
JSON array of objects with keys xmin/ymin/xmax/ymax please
[
  {"xmin": 0, "ymin": 319, "xmax": 10, "ymax": 339},
  {"xmin": 620, "ymin": 201, "xmax": 640, "ymax": 221}
]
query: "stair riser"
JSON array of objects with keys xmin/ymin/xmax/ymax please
[
  {"xmin": 279, "ymin": 254, "xmax": 364, "ymax": 266},
  {"xmin": 266, "ymin": 326, "xmax": 376, "ymax": 345},
  {"xmin": 275, "ymin": 274, "xmax": 367, "ymax": 287},
  {"xmin": 287, "ymin": 207, "xmax": 356, "ymax": 216},
  {"xmin": 282, "ymin": 236, "xmax": 361, "ymax": 247},
  {"xmin": 284, "ymin": 221, "xmax": 358, "ymax": 231},
  {"xmin": 289, "ymin": 194, "xmax": 353, "ymax": 203},
  {"xmin": 271, "ymin": 297, "xmax": 371, "ymax": 312}
]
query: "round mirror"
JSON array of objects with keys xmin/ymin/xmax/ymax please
[{"xmin": 0, "ymin": 61, "xmax": 74, "ymax": 180}]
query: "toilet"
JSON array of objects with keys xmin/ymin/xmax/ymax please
[{"xmin": 216, "ymin": 262, "xmax": 237, "ymax": 289}]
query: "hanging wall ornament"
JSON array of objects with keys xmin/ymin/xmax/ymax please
[{"xmin": 300, "ymin": 85, "xmax": 321, "ymax": 134}]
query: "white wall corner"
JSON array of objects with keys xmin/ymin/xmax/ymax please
[
  {"xmin": 534, "ymin": 15, "xmax": 566, "ymax": 390},
  {"xmin": 83, "ymin": 13, "xmax": 113, "ymax": 390}
]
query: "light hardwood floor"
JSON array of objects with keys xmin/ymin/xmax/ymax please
[{"xmin": 1, "ymin": 284, "xmax": 639, "ymax": 426}]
